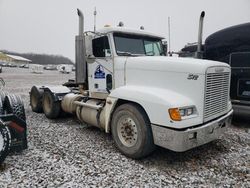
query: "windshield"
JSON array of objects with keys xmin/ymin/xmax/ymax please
[{"xmin": 113, "ymin": 33, "xmax": 164, "ymax": 56}]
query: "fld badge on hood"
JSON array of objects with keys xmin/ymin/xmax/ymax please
[{"xmin": 187, "ymin": 74, "xmax": 199, "ymax": 80}]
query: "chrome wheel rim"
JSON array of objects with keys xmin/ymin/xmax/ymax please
[{"xmin": 117, "ymin": 116, "xmax": 138, "ymax": 147}]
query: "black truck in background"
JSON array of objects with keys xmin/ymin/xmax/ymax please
[
  {"xmin": 229, "ymin": 52, "xmax": 250, "ymax": 117},
  {"xmin": 180, "ymin": 21, "xmax": 250, "ymax": 118}
]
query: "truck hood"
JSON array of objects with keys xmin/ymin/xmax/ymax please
[
  {"xmin": 123, "ymin": 56, "xmax": 231, "ymax": 127},
  {"xmin": 126, "ymin": 56, "xmax": 229, "ymax": 75}
]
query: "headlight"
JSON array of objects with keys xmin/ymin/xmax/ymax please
[
  {"xmin": 169, "ymin": 106, "xmax": 197, "ymax": 121},
  {"xmin": 179, "ymin": 107, "xmax": 195, "ymax": 116}
]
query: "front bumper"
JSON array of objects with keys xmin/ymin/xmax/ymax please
[{"xmin": 151, "ymin": 109, "xmax": 233, "ymax": 152}]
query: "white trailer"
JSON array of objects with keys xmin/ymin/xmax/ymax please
[
  {"xmin": 29, "ymin": 64, "xmax": 43, "ymax": 74},
  {"xmin": 29, "ymin": 9, "xmax": 233, "ymax": 159}
]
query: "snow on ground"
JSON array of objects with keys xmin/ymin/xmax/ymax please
[{"xmin": 0, "ymin": 67, "xmax": 249, "ymax": 187}]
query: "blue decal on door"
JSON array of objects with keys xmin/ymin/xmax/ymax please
[{"xmin": 94, "ymin": 65, "xmax": 105, "ymax": 79}]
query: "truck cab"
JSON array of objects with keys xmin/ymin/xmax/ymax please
[
  {"xmin": 30, "ymin": 10, "xmax": 233, "ymax": 159},
  {"xmin": 86, "ymin": 26, "xmax": 166, "ymax": 98}
]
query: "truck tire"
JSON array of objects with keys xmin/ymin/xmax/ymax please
[
  {"xmin": 0, "ymin": 121, "xmax": 11, "ymax": 164},
  {"xmin": 4, "ymin": 94, "xmax": 26, "ymax": 121},
  {"xmin": 0, "ymin": 91, "xmax": 8, "ymax": 104},
  {"xmin": 42, "ymin": 91, "xmax": 61, "ymax": 119},
  {"xmin": 111, "ymin": 103, "xmax": 155, "ymax": 159},
  {"xmin": 0, "ymin": 91, "xmax": 8, "ymax": 114},
  {"xmin": 0, "ymin": 96, "xmax": 4, "ymax": 115},
  {"xmin": 30, "ymin": 86, "xmax": 43, "ymax": 113}
]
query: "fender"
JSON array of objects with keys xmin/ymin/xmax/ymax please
[
  {"xmin": 40, "ymin": 85, "xmax": 71, "ymax": 101},
  {"xmin": 106, "ymin": 85, "xmax": 201, "ymax": 130}
]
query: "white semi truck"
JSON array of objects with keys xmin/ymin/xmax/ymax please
[{"xmin": 30, "ymin": 9, "xmax": 233, "ymax": 159}]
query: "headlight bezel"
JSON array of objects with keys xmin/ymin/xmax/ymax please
[{"xmin": 169, "ymin": 106, "xmax": 198, "ymax": 121}]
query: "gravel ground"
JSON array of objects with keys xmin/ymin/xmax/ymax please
[{"xmin": 0, "ymin": 67, "xmax": 249, "ymax": 187}]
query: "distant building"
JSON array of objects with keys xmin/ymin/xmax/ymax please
[
  {"xmin": 5, "ymin": 54, "xmax": 32, "ymax": 65},
  {"xmin": 0, "ymin": 52, "xmax": 32, "ymax": 65},
  {"xmin": 0, "ymin": 52, "xmax": 12, "ymax": 63}
]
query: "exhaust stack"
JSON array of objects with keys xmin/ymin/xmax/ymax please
[
  {"xmin": 75, "ymin": 9, "xmax": 87, "ymax": 86},
  {"xmin": 196, "ymin": 11, "xmax": 205, "ymax": 59},
  {"xmin": 77, "ymin": 9, "xmax": 84, "ymax": 36}
]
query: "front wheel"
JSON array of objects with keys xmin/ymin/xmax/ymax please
[{"xmin": 111, "ymin": 103, "xmax": 155, "ymax": 159}]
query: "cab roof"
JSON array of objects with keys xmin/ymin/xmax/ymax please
[{"xmin": 96, "ymin": 26, "xmax": 165, "ymax": 39}]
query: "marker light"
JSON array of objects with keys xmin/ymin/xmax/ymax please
[
  {"xmin": 118, "ymin": 22, "xmax": 124, "ymax": 27},
  {"xmin": 169, "ymin": 108, "xmax": 181, "ymax": 121}
]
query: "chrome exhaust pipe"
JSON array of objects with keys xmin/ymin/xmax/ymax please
[
  {"xmin": 77, "ymin": 9, "xmax": 84, "ymax": 36},
  {"xmin": 196, "ymin": 11, "xmax": 205, "ymax": 58},
  {"xmin": 75, "ymin": 9, "xmax": 87, "ymax": 85}
]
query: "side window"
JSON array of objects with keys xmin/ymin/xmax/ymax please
[
  {"xmin": 145, "ymin": 42, "xmax": 154, "ymax": 55},
  {"xmin": 92, "ymin": 36, "xmax": 111, "ymax": 57},
  {"xmin": 144, "ymin": 41, "xmax": 161, "ymax": 56}
]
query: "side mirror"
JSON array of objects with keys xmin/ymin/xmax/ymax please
[{"xmin": 162, "ymin": 41, "xmax": 168, "ymax": 56}]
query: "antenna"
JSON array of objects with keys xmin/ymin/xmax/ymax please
[
  {"xmin": 94, "ymin": 7, "xmax": 97, "ymax": 33},
  {"xmin": 168, "ymin": 17, "xmax": 172, "ymax": 56}
]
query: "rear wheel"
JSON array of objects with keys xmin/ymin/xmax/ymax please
[
  {"xmin": 0, "ymin": 121, "xmax": 11, "ymax": 164},
  {"xmin": 111, "ymin": 103, "xmax": 155, "ymax": 159},
  {"xmin": 30, "ymin": 86, "xmax": 43, "ymax": 113},
  {"xmin": 42, "ymin": 91, "xmax": 61, "ymax": 119}
]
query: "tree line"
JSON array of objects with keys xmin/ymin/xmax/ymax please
[{"xmin": 1, "ymin": 50, "xmax": 74, "ymax": 65}]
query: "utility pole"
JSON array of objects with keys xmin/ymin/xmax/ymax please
[
  {"xmin": 168, "ymin": 17, "xmax": 172, "ymax": 56},
  {"xmin": 94, "ymin": 7, "xmax": 97, "ymax": 33}
]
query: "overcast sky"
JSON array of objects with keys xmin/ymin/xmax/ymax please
[{"xmin": 0, "ymin": 0, "xmax": 249, "ymax": 61}]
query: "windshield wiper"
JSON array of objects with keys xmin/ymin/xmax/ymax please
[
  {"xmin": 117, "ymin": 51, "xmax": 132, "ymax": 56},
  {"xmin": 117, "ymin": 51, "xmax": 144, "ymax": 56}
]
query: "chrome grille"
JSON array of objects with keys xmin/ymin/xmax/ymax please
[{"xmin": 204, "ymin": 69, "xmax": 230, "ymax": 122}]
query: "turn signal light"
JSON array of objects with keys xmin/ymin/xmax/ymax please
[{"xmin": 169, "ymin": 108, "xmax": 181, "ymax": 121}]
